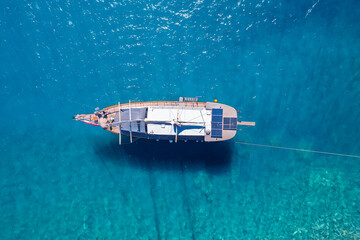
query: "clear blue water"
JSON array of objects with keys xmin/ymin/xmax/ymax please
[{"xmin": 1, "ymin": 0, "xmax": 360, "ymax": 239}]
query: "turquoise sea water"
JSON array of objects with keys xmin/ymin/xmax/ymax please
[{"xmin": 1, "ymin": 0, "xmax": 360, "ymax": 239}]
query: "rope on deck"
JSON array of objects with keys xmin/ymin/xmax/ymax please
[{"xmin": 235, "ymin": 141, "xmax": 360, "ymax": 159}]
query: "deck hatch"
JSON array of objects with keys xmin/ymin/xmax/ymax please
[
  {"xmin": 223, "ymin": 117, "xmax": 237, "ymax": 130},
  {"xmin": 211, "ymin": 109, "xmax": 223, "ymax": 138}
]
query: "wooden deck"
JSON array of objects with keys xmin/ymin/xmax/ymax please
[
  {"xmin": 103, "ymin": 101, "xmax": 206, "ymax": 114},
  {"xmin": 76, "ymin": 101, "xmax": 206, "ymax": 135}
]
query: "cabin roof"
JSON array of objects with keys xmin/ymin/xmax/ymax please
[{"xmin": 146, "ymin": 107, "xmax": 211, "ymax": 136}]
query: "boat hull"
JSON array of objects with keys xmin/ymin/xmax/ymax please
[{"xmin": 75, "ymin": 100, "xmax": 247, "ymax": 143}]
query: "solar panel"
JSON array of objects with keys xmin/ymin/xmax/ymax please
[
  {"xmin": 230, "ymin": 118, "xmax": 237, "ymax": 128},
  {"xmin": 211, "ymin": 129, "xmax": 222, "ymax": 138},
  {"xmin": 212, "ymin": 122, "xmax": 222, "ymax": 129},
  {"xmin": 212, "ymin": 109, "xmax": 223, "ymax": 116},
  {"xmin": 211, "ymin": 109, "xmax": 223, "ymax": 138},
  {"xmin": 212, "ymin": 115, "xmax": 222, "ymax": 123},
  {"xmin": 223, "ymin": 118, "xmax": 237, "ymax": 130}
]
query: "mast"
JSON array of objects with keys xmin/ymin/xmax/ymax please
[
  {"xmin": 129, "ymin": 100, "xmax": 133, "ymax": 143},
  {"xmin": 175, "ymin": 108, "xmax": 179, "ymax": 143}
]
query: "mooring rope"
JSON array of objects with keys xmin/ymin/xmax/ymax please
[{"xmin": 235, "ymin": 141, "xmax": 360, "ymax": 159}]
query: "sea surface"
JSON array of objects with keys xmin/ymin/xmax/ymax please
[{"xmin": 1, "ymin": 0, "xmax": 360, "ymax": 239}]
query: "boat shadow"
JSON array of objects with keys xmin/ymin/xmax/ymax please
[{"xmin": 94, "ymin": 137, "xmax": 233, "ymax": 174}]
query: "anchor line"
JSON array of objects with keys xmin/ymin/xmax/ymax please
[{"xmin": 235, "ymin": 141, "xmax": 360, "ymax": 159}]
